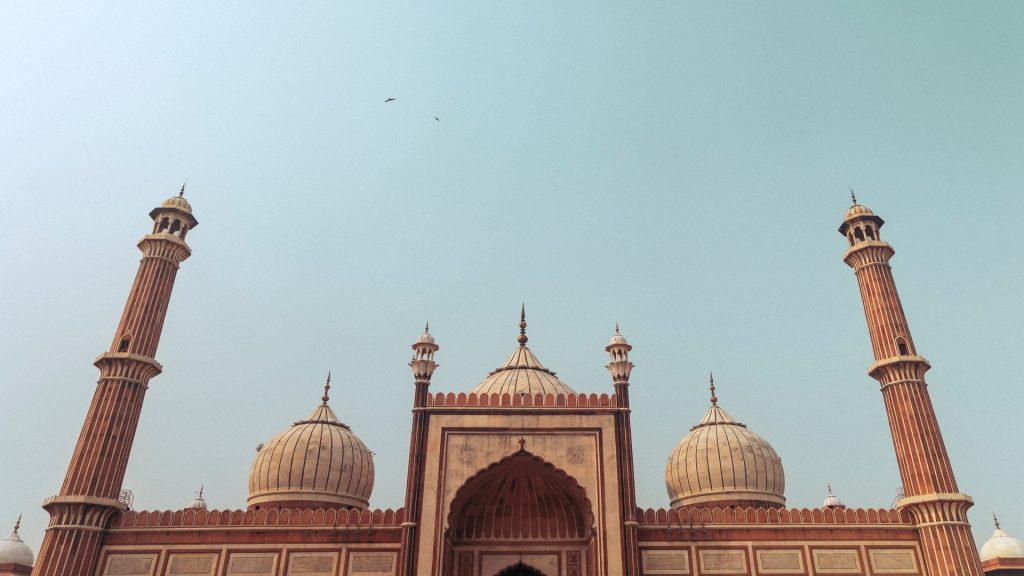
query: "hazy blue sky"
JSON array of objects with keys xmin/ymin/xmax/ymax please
[{"xmin": 2, "ymin": 1, "xmax": 1022, "ymax": 554}]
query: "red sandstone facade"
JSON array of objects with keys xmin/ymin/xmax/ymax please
[{"xmin": 21, "ymin": 194, "xmax": 1003, "ymax": 576}]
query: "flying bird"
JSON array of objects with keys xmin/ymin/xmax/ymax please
[
  {"xmin": 434, "ymin": 116, "xmax": 439, "ymax": 122},
  {"xmin": 384, "ymin": 97, "xmax": 396, "ymax": 103}
]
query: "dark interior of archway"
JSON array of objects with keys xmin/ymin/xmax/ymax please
[{"xmin": 495, "ymin": 561, "xmax": 545, "ymax": 576}]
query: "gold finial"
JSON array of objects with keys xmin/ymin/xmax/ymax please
[
  {"xmin": 709, "ymin": 371, "xmax": 717, "ymax": 406},
  {"xmin": 518, "ymin": 303, "xmax": 528, "ymax": 346},
  {"xmin": 322, "ymin": 371, "xmax": 331, "ymax": 405},
  {"xmin": 850, "ymin": 188, "xmax": 857, "ymax": 205},
  {"xmin": 994, "ymin": 511, "xmax": 1001, "ymax": 530}
]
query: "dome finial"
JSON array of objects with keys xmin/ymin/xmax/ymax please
[
  {"xmin": 709, "ymin": 371, "xmax": 718, "ymax": 406},
  {"xmin": 425, "ymin": 320, "xmax": 430, "ymax": 333},
  {"xmin": 12, "ymin": 514, "xmax": 20, "ymax": 536},
  {"xmin": 995, "ymin": 511, "xmax": 1002, "ymax": 530},
  {"xmin": 179, "ymin": 182, "xmax": 186, "ymax": 197},
  {"xmin": 850, "ymin": 187, "xmax": 857, "ymax": 205},
  {"xmin": 198, "ymin": 484, "xmax": 204, "ymax": 498},
  {"xmin": 322, "ymin": 371, "xmax": 331, "ymax": 405},
  {"xmin": 518, "ymin": 303, "xmax": 528, "ymax": 346},
  {"xmin": 615, "ymin": 321, "xmax": 620, "ymax": 334}
]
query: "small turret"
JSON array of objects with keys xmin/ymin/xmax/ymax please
[{"xmin": 410, "ymin": 322, "xmax": 439, "ymax": 382}]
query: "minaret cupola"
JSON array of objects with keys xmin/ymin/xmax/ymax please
[
  {"xmin": 149, "ymin": 184, "xmax": 198, "ymax": 239},
  {"xmin": 838, "ymin": 190, "xmax": 884, "ymax": 246},
  {"xmin": 410, "ymin": 322, "xmax": 439, "ymax": 382},
  {"xmin": 605, "ymin": 323, "xmax": 633, "ymax": 384}
]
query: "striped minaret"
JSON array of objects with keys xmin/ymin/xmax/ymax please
[
  {"xmin": 840, "ymin": 196, "xmax": 982, "ymax": 576},
  {"xmin": 33, "ymin": 189, "xmax": 197, "ymax": 576}
]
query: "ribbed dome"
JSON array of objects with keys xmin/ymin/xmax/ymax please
[
  {"xmin": 470, "ymin": 346, "xmax": 575, "ymax": 397},
  {"xmin": 248, "ymin": 399, "xmax": 374, "ymax": 510},
  {"xmin": 844, "ymin": 203, "xmax": 874, "ymax": 219},
  {"xmin": 981, "ymin": 519, "xmax": 1024, "ymax": 561},
  {"xmin": 666, "ymin": 400, "xmax": 785, "ymax": 508},
  {"xmin": 161, "ymin": 193, "xmax": 193, "ymax": 213},
  {"xmin": 0, "ymin": 519, "xmax": 33, "ymax": 567}
]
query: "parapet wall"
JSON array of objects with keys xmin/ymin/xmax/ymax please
[
  {"xmin": 637, "ymin": 506, "xmax": 912, "ymax": 525},
  {"xmin": 426, "ymin": 391, "xmax": 618, "ymax": 408},
  {"xmin": 110, "ymin": 507, "xmax": 405, "ymax": 529}
]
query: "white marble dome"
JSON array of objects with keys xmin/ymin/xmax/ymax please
[
  {"xmin": 248, "ymin": 395, "xmax": 374, "ymax": 510},
  {"xmin": 666, "ymin": 398, "xmax": 785, "ymax": 508},
  {"xmin": 0, "ymin": 520, "xmax": 34, "ymax": 567},
  {"xmin": 981, "ymin": 522, "xmax": 1024, "ymax": 562}
]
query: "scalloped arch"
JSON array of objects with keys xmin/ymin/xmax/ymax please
[{"xmin": 447, "ymin": 449, "xmax": 594, "ymax": 541}]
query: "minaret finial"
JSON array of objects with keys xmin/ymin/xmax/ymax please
[
  {"xmin": 709, "ymin": 371, "xmax": 717, "ymax": 406},
  {"xmin": 615, "ymin": 321, "xmax": 620, "ymax": 334},
  {"xmin": 994, "ymin": 511, "xmax": 1001, "ymax": 530},
  {"xmin": 179, "ymin": 182, "xmax": 186, "ymax": 197},
  {"xmin": 198, "ymin": 485, "xmax": 204, "ymax": 498},
  {"xmin": 322, "ymin": 371, "xmax": 331, "ymax": 405},
  {"xmin": 425, "ymin": 320, "xmax": 430, "ymax": 333},
  {"xmin": 850, "ymin": 187, "xmax": 857, "ymax": 205},
  {"xmin": 827, "ymin": 482, "xmax": 833, "ymax": 495},
  {"xmin": 518, "ymin": 303, "xmax": 528, "ymax": 346},
  {"xmin": 13, "ymin": 514, "xmax": 21, "ymax": 535}
]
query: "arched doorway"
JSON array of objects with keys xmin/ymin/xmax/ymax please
[
  {"xmin": 444, "ymin": 448, "xmax": 594, "ymax": 576},
  {"xmin": 495, "ymin": 562, "xmax": 546, "ymax": 576}
]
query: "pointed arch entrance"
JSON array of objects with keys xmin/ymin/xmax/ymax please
[{"xmin": 443, "ymin": 448, "xmax": 594, "ymax": 576}]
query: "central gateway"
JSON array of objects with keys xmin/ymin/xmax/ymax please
[{"xmin": 397, "ymin": 313, "xmax": 637, "ymax": 576}]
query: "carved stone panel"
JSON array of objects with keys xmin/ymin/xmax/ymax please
[
  {"xmin": 812, "ymin": 550, "xmax": 862, "ymax": 574},
  {"xmin": 167, "ymin": 554, "xmax": 218, "ymax": 575},
  {"xmin": 868, "ymin": 550, "xmax": 917, "ymax": 574},
  {"xmin": 756, "ymin": 550, "xmax": 804, "ymax": 574},
  {"xmin": 287, "ymin": 552, "xmax": 338, "ymax": 576},
  {"xmin": 350, "ymin": 552, "xmax": 397, "ymax": 575},
  {"xmin": 699, "ymin": 550, "xmax": 747, "ymax": 574},
  {"xmin": 642, "ymin": 549, "xmax": 690, "ymax": 575},
  {"xmin": 227, "ymin": 553, "xmax": 278, "ymax": 575},
  {"xmin": 103, "ymin": 555, "xmax": 157, "ymax": 576}
]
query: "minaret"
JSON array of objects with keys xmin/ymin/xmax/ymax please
[
  {"xmin": 33, "ymin": 190, "xmax": 197, "ymax": 576},
  {"xmin": 398, "ymin": 323, "xmax": 438, "ymax": 576},
  {"xmin": 606, "ymin": 324, "xmax": 639, "ymax": 576},
  {"xmin": 840, "ymin": 196, "xmax": 982, "ymax": 576}
]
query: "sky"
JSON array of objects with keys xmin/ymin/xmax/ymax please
[{"xmin": 2, "ymin": 0, "xmax": 1023, "ymax": 555}]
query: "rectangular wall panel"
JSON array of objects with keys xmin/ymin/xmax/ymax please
[
  {"xmin": 103, "ymin": 554, "xmax": 158, "ymax": 576},
  {"xmin": 641, "ymin": 549, "xmax": 690, "ymax": 575}
]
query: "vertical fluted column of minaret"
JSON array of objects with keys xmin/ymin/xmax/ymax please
[
  {"xmin": 606, "ymin": 325, "xmax": 639, "ymax": 576},
  {"xmin": 840, "ymin": 196, "xmax": 981, "ymax": 576},
  {"xmin": 398, "ymin": 324, "xmax": 438, "ymax": 576},
  {"xmin": 33, "ymin": 190, "xmax": 197, "ymax": 576}
]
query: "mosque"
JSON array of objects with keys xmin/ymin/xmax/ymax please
[{"xmin": 3, "ymin": 192, "xmax": 1022, "ymax": 576}]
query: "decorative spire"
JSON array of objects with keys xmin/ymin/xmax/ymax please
[
  {"xmin": 425, "ymin": 320, "xmax": 430, "ymax": 333},
  {"xmin": 321, "ymin": 371, "xmax": 331, "ymax": 405},
  {"xmin": 709, "ymin": 371, "xmax": 717, "ymax": 406},
  {"xmin": 615, "ymin": 321, "xmax": 620, "ymax": 334},
  {"xmin": 13, "ymin": 514, "xmax": 21, "ymax": 535},
  {"xmin": 517, "ymin": 303, "xmax": 528, "ymax": 346},
  {"xmin": 849, "ymin": 187, "xmax": 857, "ymax": 205},
  {"xmin": 179, "ymin": 182, "xmax": 186, "ymax": 197},
  {"xmin": 827, "ymin": 482, "xmax": 833, "ymax": 496},
  {"xmin": 198, "ymin": 485, "xmax": 204, "ymax": 498},
  {"xmin": 518, "ymin": 437, "xmax": 527, "ymax": 451},
  {"xmin": 994, "ymin": 511, "xmax": 1002, "ymax": 530}
]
